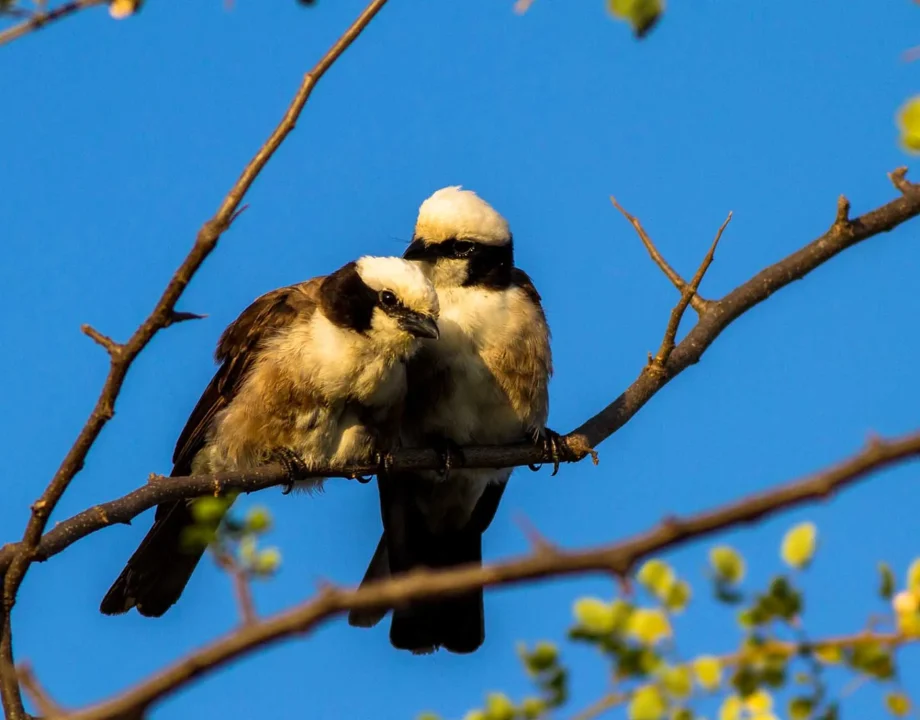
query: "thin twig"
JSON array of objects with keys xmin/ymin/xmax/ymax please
[
  {"xmin": 80, "ymin": 325, "xmax": 121, "ymax": 357},
  {"xmin": 2, "ymin": 169, "xmax": 919, "ymax": 583},
  {"xmin": 58, "ymin": 429, "xmax": 920, "ymax": 720},
  {"xmin": 0, "ymin": 0, "xmax": 390, "ymax": 717},
  {"xmin": 0, "ymin": 0, "xmax": 106, "ymax": 47},
  {"xmin": 650, "ymin": 211, "xmax": 731, "ymax": 368},
  {"xmin": 611, "ymin": 196, "xmax": 712, "ymax": 314},
  {"xmin": 214, "ymin": 552, "xmax": 257, "ymax": 626}
]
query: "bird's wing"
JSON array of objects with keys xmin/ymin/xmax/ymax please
[{"xmin": 171, "ymin": 279, "xmax": 322, "ymax": 477}]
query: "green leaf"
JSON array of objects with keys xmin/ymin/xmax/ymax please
[
  {"xmin": 671, "ymin": 709, "xmax": 693, "ymax": 720},
  {"xmin": 744, "ymin": 690, "xmax": 773, "ymax": 714},
  {"xmin": 245, "ymin": 506, "xmax": 273, "ymax": 534},
  {"xmin": 848, "ymin": 642, "xmax": 895, "ymax": 680},
  {"xmin": 766, "ymin": 576, "xmax": 802, "ymax": 619},
  {"xmin": 628, "ymin": 685, "xmax": 667, "ymax": 720},
  {"xmin": 526, "ymin": 641, "xmax": 559, "ymax": 672},
  {"xmin": 710, "ymin": 546, "xmax": 745, "ymax": 584},
  {"xmin": 607, "ymin": 0, "xmax": 663, "ymax": 37},
  {"xmin": 191, "ymin": 496, "xmax": 230, "ymax": 525},
  {"xmin": 251, "ymin": 547, "xmax": 282, "ymax": 576},
  {"xmin": 789, "ymin": 697, "xmax": 813, "ymax": 720},
  {"xmin": 573, "ymin": 597, "xmax": 617, "ymax": 635},
  {"xmin": 813, "ymin": 645, "xmax": 843, "ymax": 665},
  {"xmin": 462, "ymin": 712, "xmax": 486, "ymax": 720},
  {"xmin": 521, "ymin": 697, "xmax": 546, "ymax": 720},
  {"xmin": 731, "ymin": 666, "xmax": 759, "ymax": 699},
  {"xmin": 179, "ymin": 524, "xmax": 217, "ymax": 552},
  {"xmin": 907, "ymin": 559, "xmax": 920, "ymax": 593},
  {"xmin": 885, "ymin": 692, "xmax": 912, "ymax": 717},
  {"xmin": 781, "ymin": 522, "xmax": 817, "ymax": 569},
  {"xmin": 484, "ymin": 693, "xmax": 515, "ymax": 720},
  {"xmin": 637, "ymin": 559, "xmax": 676, "ymax": 597},
  {"xmin": 417, "ymin": 714, "xmax": 441, "ymax": 720},
  {"xmin": 879, "ymin": 562, "xmax": 896, "ymax": 600},
  {"xmin": 664, "ymin": 581, "xmax": 692, "ymax": 613},
  {"xmin": 692, "ymin": 656, "xmax": 722, "ymax": 691}
]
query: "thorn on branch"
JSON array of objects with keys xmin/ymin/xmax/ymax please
[
  {"xmin": 228, "ymin": 203, "xmax": 250, "ymax": 227},
  {"xmin": 80, "ymin": 324, "xmax": 122, "ymax": 357},
  {"xmin": 611, "ymin": 195, "xmax": 712, "ymax": 315},
  {"xmin": 513, "ymin": 512, "xmax": 557, "ymax": 555},
  {"xmin": 165, "ymin": 310, "xmax": 208, "ymax": 327},
  {"xmin": 889, "ymin": 166, "xmax": 913, "ymax": 195},
  {"xmin": 834, "ymin": 194, "xmax": 851, "ymax": 229},
  {"xmin": 649, "ymin": 211, "xmax": 732, "ymax": 370}
]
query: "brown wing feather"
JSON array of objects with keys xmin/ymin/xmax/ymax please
[{"xmin": 171, "ymin": 280, "xmax": 321, "ymax": 475}]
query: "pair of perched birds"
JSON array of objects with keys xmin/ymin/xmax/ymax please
[{"xmin": 99, "ymin": 186, "xmax": 556, "ymax": 655}]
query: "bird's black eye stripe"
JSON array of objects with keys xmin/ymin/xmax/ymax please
[
  {"xmin": 404, "ymin": 238, "xmax": 481, "ymax": 261},
  {"xmin": 379, "ymin": 290, "xmax": 398, "ymax": 307}
]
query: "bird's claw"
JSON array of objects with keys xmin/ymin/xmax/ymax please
[
  {"xmin": 529, "ymin": 428, "xmax": 564, "ymax": 476},
  {"xmin": 429, "ymin": 436, "xmax": 465, "ymax": 482},
  {"xmin": 270, "ymin": 448, "xmax": 309, "ymax": 495}
]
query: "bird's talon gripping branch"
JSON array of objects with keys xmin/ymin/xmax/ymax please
[
  {"xmin": 270, "ymin": 448, "xmax": 309, "ymax": 495},
  {"xmin": 530, "ymin": 428, "xmax": 564, "ymax": 476},
  {"xmin": 427, "ymin": 436, "xmax": 465, "ymax": 482}
]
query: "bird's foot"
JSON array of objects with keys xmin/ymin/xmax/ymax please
[
  {"xmin": 529, "ymin": 427, "xmax": 565, "ymax": 476},
  {"xmin": 270, "ymin": 448, "xmax": 309, "ymax": 495},
  {"xmin": 354, "ymin": 450, "xmax": 394, "ymax": 484},
  {"xmin": 427, "ymin": 436, "xmax": 465, "ymax": 482}
]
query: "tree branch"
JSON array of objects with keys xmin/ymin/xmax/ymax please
[
  {"xmin": 56, "ymin": 428, "xmax": 920, "ymax": 720},
  {"xmin": 2, "ymin": 168, "xmax": 918, "ymax": 588},
  {"xmin": 0, "ymin": 0, "xmax": 106, "ymax": 47},
  {"xmin": 0, "ymin": 0, "xmax": 390, "ymax": 717}
]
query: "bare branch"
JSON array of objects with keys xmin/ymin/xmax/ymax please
[
  {"xmin": 80, "ymin": 325, "xmax": 121, "ymax": 357},
  {"xmin": 0, "ymin": 0, "xmax": 105, "ymax": 47},
  {"xmin": 610, "ymin": 196, "xmax": 712, "ymax": 314},
  {"xmin": 1, "ymin": 169, "xmax": 919, "ymax": 587},
  {"xmin": 0, "ymin": 1, "xmax": 390, "ymax": 716},
  {"xmin": 213, "ymin": 552, "xmax": 257, "ymax": 627},
  {"xmin": 55, "ymin": 428, "xmax": 920, "ymax": 720},
  {"xmin": 17, "ymin": 663, "xmax": 64, "ymax": 719},
  {"xmin": 651, "ymin": 211, "xmax": 731, "ymax": 368}
]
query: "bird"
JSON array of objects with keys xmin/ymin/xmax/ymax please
[
  {"xmin": 349, "ymin": 187, "xmax": 558, "ymax": 654},
  {"xmin": 100, "ymin": 256, "xmax": 440, "ymax": 618}
]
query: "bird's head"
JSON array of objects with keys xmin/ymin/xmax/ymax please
[
  {"xmin": 404, "ymin": 186, "xmax": 514, "ymax": 288},
  {"xmin": 320, "ymin": 256, "xmax": 440, "ymax": 356}
]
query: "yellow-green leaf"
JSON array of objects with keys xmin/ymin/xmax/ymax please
[
  {"xmin": 879, "ymin": 562, "xmax": 896, "ymax": 600},
  {"xmin": 637, "ymin": 559, "xmax": 676, "ymax": 597},
  {"xmin": 693, "ymin": 656, "xmax": 722, "ymax": 691},
  {"xmin": 781, "ymin": 522, "xmax": 817, "ymax": 569},
  {"xmin": 417, "ymin": 714, "xmax": 441, "ymax": 720},
  {"xmin": 898, "ymin": 97, "xmax": 920, "ymax": 154},
  {"xmin": 788, "ymin": 697, "xmax": 813, "ymax": 720},
  {"xmin": 627, "ymin": 608, "xmax": 672, "ymax": 645},
  {"xmin": 660, "ymin": 666, "xmax": 693, "ymax": 698},
  {"xmin": 813, "ymin": 645, "xmax": 843, "ymax": 665},
  {"xmin": 719, "ymin": 696, "xmax": 742, "ymax": 720},
  {"xmin": 252, "ymin": 547, "xmax": 282, "ymax": 576},
  {"xmin": 907, "ymin": 559, "xmax": 920, "ymax": 593},
  {"xmin": 245, "ymin": 506, "xmax": 272, "ymax": 533},
  {"xmin": 664, "ymin": 580, "xmax": 692, "ymax": 613},
  {"xmin": 628, "ymin": 685, "xmax": 667, "ymax": 720},
  {"xmin": 573, "ymin": 597, "xmax": 616, "ymax": 634},
  {"xmin": 463, "ymin": 712, "xmax": 486, "ymax": 720},
  {"xmin": 521, "ymin": 697, "xmax": 546, "ymax": 720},
  {"xmin": 191, "ymin": 496, "xmax": 229, "ymax": 525},
  {"xmin": 744, "ymin": 689, "xmax": 773, "ymax": 714},
  {"xmin": 897, "ymin": 609, "xmax": 920, "ymax": 637},
  {"xmin": 893, "ymin": 590, "xmax": 919, "ymax": 615},
  {"xmin": 710, "ymin": 546, "xmax": 745, "ymax": 584},
  {"xmin": 607, "ymin": 0, "xmax": 663, "ymax": 37},
  {"xmin": 484, "ymin": 693, "xmax": 514, "ymax": 720},
  {"xmin": 886, "ymin": 692, "xmax": 912, "ymax": 717}
]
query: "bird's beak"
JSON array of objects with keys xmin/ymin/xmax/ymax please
[
  {"xmin": 399, "ymin": 312, "xmax": 440, "ymax": 339},
  {"xmin": 403, "ymin": 239, "xmax": 431, "ymax": 261}
]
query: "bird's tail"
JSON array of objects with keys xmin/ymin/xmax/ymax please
[
  {"xmin": 388, "ymin": 526, "xmax": 485, "ymax": 655},
  {"xmin": 347, "ymin": 535, "xmax": 391, "ymax": 628},
  {"xmin": 99, "ymin": 501, "xmax": 206, "ymax": 617}
]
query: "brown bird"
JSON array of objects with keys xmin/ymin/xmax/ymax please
[
  {"xmin": 101, "ymin": 256, "xmax": 439, "ymax": 618},
  {"xmin": 349, "ymin": 187, "xmax": 557, "ymax": 653}
]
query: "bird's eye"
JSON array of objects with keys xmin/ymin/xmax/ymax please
[
  {"xmin": 453, "ymin": 241, "xmax": 475, "ymax": 257},
  {"xmin": 379, "ymin": 290, "xmax": 397, "ymax": 307}
]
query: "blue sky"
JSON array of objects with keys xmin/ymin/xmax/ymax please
[{"xmin": 2, "ymin": 0, "xmax": 919, "ymax": 718}]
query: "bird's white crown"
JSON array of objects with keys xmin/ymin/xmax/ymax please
[
  {"xmin": 414, "ymin": 186, "xmax": 511, "ymax": 246},
  {"xmin": 355, "ymin": 256, "xmax": 439, "ymax": 316}
]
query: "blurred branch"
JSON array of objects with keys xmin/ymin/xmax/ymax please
[
  {"xmin": 0, "ymin": 0, "xmax": 106, "ymax": 47},
  {"xmin": 57, "ymin": 428, "xmax": 920, "ymax": 720},
  {"xmin": 0, "ymin": 0, "xmax": 391, "ymax": 717},
  {"xmin": 3, "ymin": 168, "xmax": 920, "ymax": 585}
]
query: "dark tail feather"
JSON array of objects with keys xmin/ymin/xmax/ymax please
[
  {"xmin": 100, "ymin": 501, "xmax": 204, "ymax": 617},
  {"xmin": 389, "ymin": 527, "xmax": 485, "ymax": 655},
  {"xmin": 347, "ymin": 535, "xmax": 390, "ymax": 628}
]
